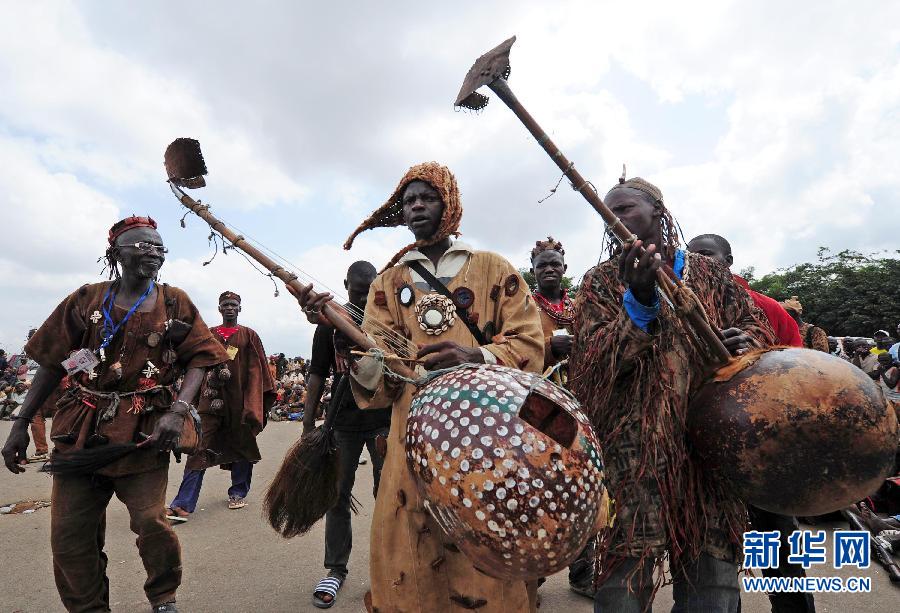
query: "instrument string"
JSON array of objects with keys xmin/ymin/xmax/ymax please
[
  {"xmin": 227, "ymin": 228, "xmax": 415, "ymax": 358},
  {"xmin": 186, "ymin": 208, "xmax": 417, "ymax": 358}
]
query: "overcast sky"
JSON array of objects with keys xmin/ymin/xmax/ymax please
[{"xmin": 2, "ymin": 1, "xmax": 898, "ymax": 357}]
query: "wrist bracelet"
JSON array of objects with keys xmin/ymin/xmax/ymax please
[{"xmin": 172, "ymin": 399, "xmax": 194, "ymax": 413}]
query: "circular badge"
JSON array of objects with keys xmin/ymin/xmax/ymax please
[
  {"xmin": 451, "ymin": 286, "xmax": 475, "ymax": 310},
  {"xmin": 161, "ymin": 349, "xmax": 178, "ymax": 365},
  {"xmin": 398, "ymin": 284, "xmax": 415, "ymax": 307},
  {"xmin": 415, "ymin": 294, "xmax": 457, "ymax": 336},
  {"xmin": 146, "ymin": 331, "xmax": 162, "ymax": 348}
]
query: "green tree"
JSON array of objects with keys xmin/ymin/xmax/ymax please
[
  {"xmin": 519, "ymin": 268, "xmax": 577, "ymax": 294},
  {"xmin": 748, "ymin": 249, "xmax": 900, "ymax": 337}
]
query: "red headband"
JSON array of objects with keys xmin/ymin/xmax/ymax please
[
  {"xmin": 219, "ymin": 291, "xmax": 241, "ymax": 303},
  {"xmin": 108, "ymin": 216, "xmax": 158, "ymax": 245}
]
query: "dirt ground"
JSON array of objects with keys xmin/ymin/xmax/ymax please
[{"xmin": 1, "ymin": 420, "xmax": 896, "ymax": 612}]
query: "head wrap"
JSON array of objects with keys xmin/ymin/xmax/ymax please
[
  {"xmin": 781, "ymin": 296, "xmax": 802, "ymax": 315},
  {"xmin": 607, "ymin": 175, "xmax": 664, "ymax": 205},
  {"xmin": 344, "ymin": 162, "xmax": 463, "ymax": 270},
  {"xmin": 219, "ymin": 291, "xmax": 241, "ymax": 304},
  {"xmin": 108, "ymin": 216, "xmax": 158, "ymax": 245},
  {"xmin": 530, "ymin": 236, "xmax": 565, "ymax": 261},
  {"xmin": 604, "ymin": 171, "xmax": 680, "ymax": 260}
]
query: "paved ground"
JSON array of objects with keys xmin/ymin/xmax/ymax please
[{"xmin": 1, "ymin": 420, "xmax": 896, "ymax": 612}]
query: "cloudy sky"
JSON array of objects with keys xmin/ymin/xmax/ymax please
[{"xmin": 2, "ymin": 1, "xmax": 898, "ymax": 356}]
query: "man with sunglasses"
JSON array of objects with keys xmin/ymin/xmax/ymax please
[{"xmin": 1, "ymin": 216, "xmax": 228, "ymax": 613}]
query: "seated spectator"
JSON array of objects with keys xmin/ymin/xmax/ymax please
[{"xmin": 1, "ymin": 381, "xmax": 29, "ymax": 419}]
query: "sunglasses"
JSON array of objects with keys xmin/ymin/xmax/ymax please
[{"xmin": 117, "ymin": 242, "xmax": 169, "ymax": 254}]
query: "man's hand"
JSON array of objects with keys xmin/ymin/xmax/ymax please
[
  {"xmin": 142, "ymin": 410, "xmax": 186, "ymax": 453},
  {"xmin": 618, "ymin": 240, "xmax": 663, "ymax": 305},
  {"xmin": 419, "ymin": 341, "xmax": 485, "ymax": 370},
  {"xmin": 550, "ymin": 334, "xmax": 573, "ymax": 358},
  {"xmin": 286, "ymin": 283, "xmax": 334, "ymax": 325},
  {"xmin": 1, "ymin": 422, "xmax": 30, "ymax": 474},
  {"xmin": 720, "ymin": 328, "xmax": 752, "ymax": 356}
]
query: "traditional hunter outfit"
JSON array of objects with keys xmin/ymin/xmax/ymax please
[
  {"xmin": 170, "ymin": 293, "xmax": 275, "ymax": 513},
  {"xmin": 344, "ymin": 163, "xmax": 544, "ymax": 612},
  {"xmin": 570, "ymin": 180, "xmax": 775, "ymax": 607},
  {"xmin": 781, "ymin": 296, "xmax": 829, "ymax": 352},
  {"xmin": 534, "ymin": 289, "xmax": 574, "ymax": 371},
  {"xmin": 26, "ymin": 279, "xmax": 227, "ymax": 611}
]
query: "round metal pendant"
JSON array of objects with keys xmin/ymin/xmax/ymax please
[
  {"xmin": 146, "ymin": 331, "xmax": 162, "ymax": 348},
  {"xmin": 451, "ymin": 286, "xmax": 475, "ymax": 310},
  {"xmin": 162, "ymin": 349, "xmax": 178, "ymax": 365},
  {"xmin": 415, "ymin": 294, "xmax": 456, "ymax": 336},
  {"xmin": 398, "ymin": 284, "xmax": 414, "ymax": 307}
]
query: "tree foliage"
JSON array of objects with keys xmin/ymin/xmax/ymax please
[{"xmin": 744, "ymin": 249, "xmax": 900, "ymax": 337}]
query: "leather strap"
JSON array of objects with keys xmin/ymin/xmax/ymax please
[{"xmin": 407, "ymin": 260, "xmax": 488, "ymax": 346}]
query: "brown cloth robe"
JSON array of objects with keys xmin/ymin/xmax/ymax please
[
  {"xmin": 26, "ymin": 282, "xmax": 228, "ymax": 476},
  {"xmin": 351, "ymin": 250, "xmax": 544, "ymax": 613},
  {"xmin": 186, "ymin": 325, "xmax": 275, "ymax": 470},
  {"xmin": 25, "ymin": 281, "xmax": 227, "ymax": 611},
  {"xmin": 570, "ymin": 251, "xmax": 776, "ymax": 592},
  {"xmin": 798, "ymin": 321, "xmax": 830, "ymax": 353}
]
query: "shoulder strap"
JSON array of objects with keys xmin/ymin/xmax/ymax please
[{"xmin": 407, "ymin": 260, "xmax": 488, "ymax": 346}]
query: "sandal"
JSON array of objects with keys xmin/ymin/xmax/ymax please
[{"xmin": 313, "ymin": 573, "xmax": 345, "ymax": 609}]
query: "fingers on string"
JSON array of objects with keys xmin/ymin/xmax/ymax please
[{"xmin": 418, "ymin": 341, "xmax": 455, "ymax": 357}]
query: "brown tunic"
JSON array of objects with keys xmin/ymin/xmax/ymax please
[
  {"xmin": 352, "ymin": 250, "xmax": 544, "ymax": 613},
  {"xmin": 186, "ymin": 325, "xmax": 275, "ymax": 470},
  {"xmin": 25, "ymin": 282, "xmax": 228, "ymax": 477},
  {"xmin": 570, "ymin": 252, "xmax": 776, "ymax": 587}
]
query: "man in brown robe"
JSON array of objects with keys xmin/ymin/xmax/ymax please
[
  {"xmin": 530, "ymin": 236, "xmax": 575, "ymax": 375},
  {"xmin": 781, "ymin": 296, "xmax": 829, "ymax": 352},
  {"xmin": 292, "ymin": 162, "xmax": 544, "ymax": 612},
  {"xmin": 528, "ymin": 236, "xmax": 596, "ymax": 598},
  {"xmin": 570, "ymin": 177, "xmax": 775, "ymax": 612},
  {"xmin": 1, "ymin": 216, "xmax": 228, "ymax": 613},
  {"xmin": 168, "ymin": 291, "xmax": 275, "ymax": 519}
]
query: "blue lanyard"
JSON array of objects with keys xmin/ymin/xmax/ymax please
[{"xmin": 98, "ymin": 280, "xmax": 155, "ymax": 353}]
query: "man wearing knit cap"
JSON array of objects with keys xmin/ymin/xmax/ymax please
[
  {"xmin": 167, "ymin": 290, "xmax": 275, "ymax": 520},
  {"xmin": 570, "ymin": 176, "xmax": 775, "ymax": 612},
  {"xmin": 1, "ymin": 216, "xmax": 228, "ymax": 613},
  {"xmin": 781, "ymin": 296, "xmax": 829, "ymax": 352},
  {"xmin": 291, "ymin": 162, "xmax": 544, "ymax": 612}
]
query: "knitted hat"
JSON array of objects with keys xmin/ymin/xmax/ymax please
[{"xmin": 344, "ymin": 162, "xmax": 463, "ymax": 270}]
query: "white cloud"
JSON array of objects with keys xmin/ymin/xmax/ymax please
[{"xmin": 2, "ymin": 0, "xmax": 900, "ymax": 353}]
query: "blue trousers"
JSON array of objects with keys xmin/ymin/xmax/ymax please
[{"xmin": 170, "ymin": 460, "xmax": 253, "ymax": 513}]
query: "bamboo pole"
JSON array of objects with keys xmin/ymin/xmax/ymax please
[{"xmin": 169, "ymin": 184, "xmax": 418, "ymax": 380}]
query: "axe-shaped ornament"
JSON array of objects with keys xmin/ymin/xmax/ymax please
[{"xmin": 455, "ymin": 36, "xmax": 732, "ymax": 366}]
